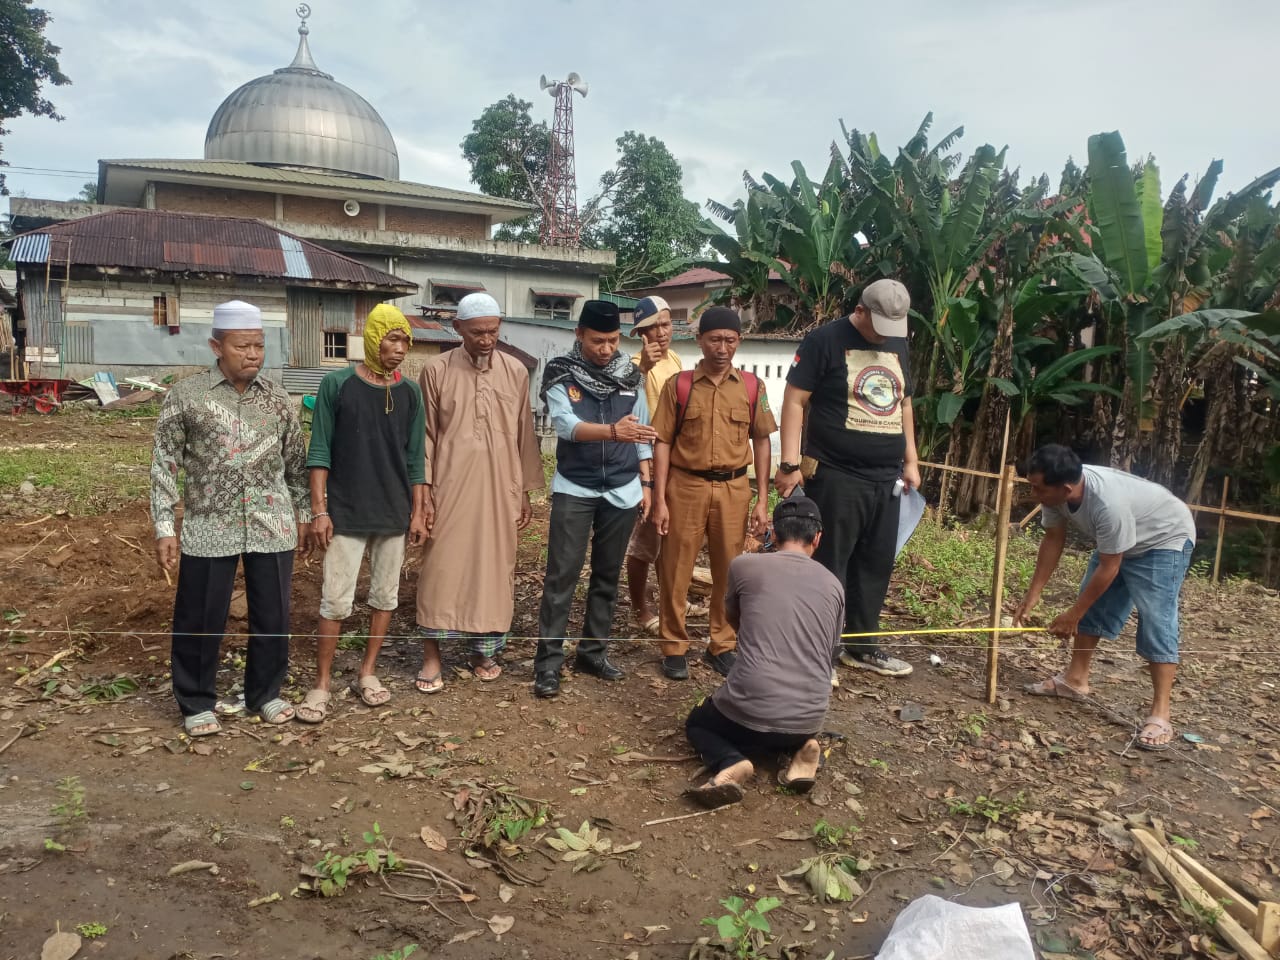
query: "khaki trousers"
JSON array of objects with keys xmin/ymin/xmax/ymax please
[{"xmin": 657, "ymin": 469, "xmax": 753, "ymax": 656}]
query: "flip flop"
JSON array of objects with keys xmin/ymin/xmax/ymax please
[
  {"xmin": 685, "ymin": 601, "xmax": 709, "ymax": 619},
  {"xmin": 350, "ymin": 674, "xmax": 391, "ymax": 706},
  {"xmin": 777, "ymin": 747, "xmax": 824, "ymax": 793},
  {"xmin": 639, "ymin": 615, "xmax": 661, "ymax": 637},
  {"xmin": 183, "ymin": 710, "xmax": 222, "ymax": 737},
  {"xmin": 1023, "ymin": 673, "xmax": 1086, "ymax": 701},
  {"xmin": 294, "ymin": 688, "xmax": 331, "ymax": 724},
  {"xmin": 255, "ymin": 698, "xmax": 295, "ymax": 724},
  {"xmin": 1137, "ymin": 715, "xmax": 1174, "ymax": 751},
  {"xmin": 683, "ymin": 781, "xmax": 744, "ymax": 809},
  {"xmin": 469, "ymin": 656, "xmax": 503, "ymax": 682},
  {"xmin": 415, "ymin": 672, "xmax": 444, "ymax": 695}
]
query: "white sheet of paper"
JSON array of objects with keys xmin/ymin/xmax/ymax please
[{"xmin": 896, "ymin": 487, "xmax": 927, "ymax": 557}]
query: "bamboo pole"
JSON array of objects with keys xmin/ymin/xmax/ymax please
[
  {"xmin": 1018, "ymin": 502, "xmax": 1043, "ymax": 530},
  {"xmin": 1214, "ymin": 476, "xmax": 1231, "ymax": 583},
  {"xmin": 986, "ymin": 462, "xmax": 1016, "ymax": 704}
]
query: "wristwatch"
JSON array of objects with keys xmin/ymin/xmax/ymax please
[{"xmin": 779, "ymin": 461, "xmax": 801, "ymax": 474}]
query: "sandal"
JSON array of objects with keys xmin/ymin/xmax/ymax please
[
  {"xmin": 683, "ymin": 781, "xmax": 744, "ymax": 809},
  {"xmin": 350, "ymin": 674, "xmax": 392, "ymax": 706},
  {"xmin": 295, "ymin": 689, "xmax": 331, "ymax": 724},
  {"xmin": 686, "ymin": 601, "xmax": 709, "ymax": 619},
  {"xmin": 1137, "ymin": 715, "xmax": 1174, "ymax": 751},
  {"xmin": 1023, "ymin": 672, "xmax": 1086, "ymax": 701},
  {"xmin": 638, "ymin": 615, "xmax": 661, "ymax": 637},
  {"xmin": 255, "ymin": 698, "xmax": 295, "ymax": 724},
  {"xmin": 183, "ymin": 710, "xmax": 222, "ymax": 737},
  {"xmin": 469, "ymin": 656, "xmax": 502, "ymax": 682},
  {"xmin": 415, "ymin": 672, "xmax": 444, "ymax": 695},
  {"xmin": 777, "ymin": 746, "xmax": 824, "ymax": 793}
]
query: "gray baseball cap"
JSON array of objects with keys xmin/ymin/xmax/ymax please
[{"xmin": 861, "ymin": 279, "xmax": 911, "ymax": 338}]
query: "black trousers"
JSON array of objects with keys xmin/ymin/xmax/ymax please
[
  {"xmin": 171, "ymin": 550, "xmax": 293, "ymax": 717},
  {"xmin": 806, "ymin": 466, "xmax": 900, "ymax": 656},
  {"xmin": 534, "ymin": 493, "xmax": 637, "ymax": 674},
  {"xmin": 685, "ymin": 699, "xmax": 814, "ymax": 775}
]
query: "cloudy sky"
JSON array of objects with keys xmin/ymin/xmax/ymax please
[{"xmin": 4, "ymin": 0, "xmax": 1278, "ymax": 218}]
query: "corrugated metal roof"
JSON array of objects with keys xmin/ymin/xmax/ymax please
[
  {"xmin": 9, "ymin": 233, "xmax": 50, "ymax": 264},
  {"xmin": 278, "ymin": 234, "xmax": 311, "ymax": 280},
  {"xmin": 6, "ymin": 209, "xmax": 414, "ymax": 292},
  {"xmin": 408, "ymin": 316, "xmax": 461, "ymax": 343},
  {"xmin": 102, "ymin": 159, "xmax": 535, "ymax": 211}
]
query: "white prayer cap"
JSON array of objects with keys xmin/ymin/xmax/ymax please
[
  {"xmin": 456, "ymin": 292, "xmax": 502, "ymax": 321},
  {"xmin": 212, "ymin": 300, "xmax": 263, "ymax": 330}
]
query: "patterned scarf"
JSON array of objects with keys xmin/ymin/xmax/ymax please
[{"xmin": 539, "ymin": 340, "xmax": 642, "ymax": 403}]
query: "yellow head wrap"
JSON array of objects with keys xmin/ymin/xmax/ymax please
[{"xmin": 363, "ymin": 303, "xmax": 412, "ymax": 376}]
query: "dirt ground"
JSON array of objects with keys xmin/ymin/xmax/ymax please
[{"xmin": 1, "ymin": 410, "xmax": 1278, "ymax": 960}]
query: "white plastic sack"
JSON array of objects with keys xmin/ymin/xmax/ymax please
[{"xmin": 876, "ymin": 895, "xmax": 1034, "ymax": 960}]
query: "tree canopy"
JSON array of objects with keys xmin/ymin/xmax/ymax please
[
  {"xmin": 0, "ymin": 0, "xmax": 69, "ymax": 195},
  {"xmin": 460, "ymin": 97, "xmax": 703, "ymax": 286},
  {"xmin": 459, "ymin": 94, "xmax": 549, "ymax": 243}
]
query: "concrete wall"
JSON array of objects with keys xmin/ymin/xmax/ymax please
[
  {"xmin": 23, "ymin": 276, "xmax": 291, "ymax": 377},
  {"xmin": 352, "ymin": 255, "xmax": 600, "ymax": 320}
]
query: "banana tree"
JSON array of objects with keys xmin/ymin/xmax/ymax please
[
  {"xmin": 1072, "ymin": 130, "xmax": 1280, "ymax": 482},
  {"xmin": 757, "ymin": 157, "xmax": 876, "ymax": 325}
]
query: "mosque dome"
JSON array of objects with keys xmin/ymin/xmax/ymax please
[{"xmin": 203, "ymin": 13, "xmax": 399, "ymax": 180}]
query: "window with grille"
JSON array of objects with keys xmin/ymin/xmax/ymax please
[
  {"xmin": 153, "ymin": 294, "xmax": 178, "ymax": 327},
  {"xmin": 533, "ymin": 296, "xmax": 573, "ymax": 323},
  {"xmin": 323, "ymin": 331, "xmax": 348, "ymax": 363}
]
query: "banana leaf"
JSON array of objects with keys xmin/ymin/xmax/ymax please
[{"xmin": 1086, "ymin": 132, "xmax": 1150, "ymax": 296}]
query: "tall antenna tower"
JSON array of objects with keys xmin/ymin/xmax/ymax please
[{"xmin": 538, "ymin": 72, "xmax": 588, "ymax": 247}]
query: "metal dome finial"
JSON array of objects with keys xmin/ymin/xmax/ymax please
[{"xmin": 284, "ymin": 4, "xmax": 328, "ymax": 77}]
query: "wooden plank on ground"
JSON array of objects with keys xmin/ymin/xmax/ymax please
[
  {"xmin": 1168, "ymin": 846, "xmax": 1258, "ymax": 929},
  {"xmin": 1256, "ymin": 901, "xmax": 1280, "ymax": 958},
  {"xmin": 1130, "ymin": 828, "xmax": 1271, "ymax": 960}
]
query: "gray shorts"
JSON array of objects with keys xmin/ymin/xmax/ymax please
[{"xmin": 319, "ymin": 532, "xmax": 406, "ymax": 621}]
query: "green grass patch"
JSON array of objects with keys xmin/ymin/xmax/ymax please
[
  {"xmin": 892, "ymin": 517, "xmax": 1086, "ymax": 630},
  {"xmin": 0, "ymin": 442, "xmax": 151, "ymax": 514}
]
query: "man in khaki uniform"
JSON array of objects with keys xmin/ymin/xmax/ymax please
[
  {"xmin": 624, "ymin": 295, "xmax": 705, "ymax": 633},
  {"xmin": 651, "ymin": 306, "xmax": 776, "ymax": 680}
]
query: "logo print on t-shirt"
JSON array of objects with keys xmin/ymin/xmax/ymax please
[
  {"xmin": 855, "ymin": 366, "xmax": 901, "ymax": 416},
  {"xmin": 844, "ymin": 350, "xmax": 905, "ymax": 435},
  {"xmin": 567, "ymin": 384, "xmax": 583, "ymax": 403}
]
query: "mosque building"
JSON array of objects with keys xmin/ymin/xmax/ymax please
[{"xmin": 6, "ymin": 9, "xmax": 610, "ymax": 386}]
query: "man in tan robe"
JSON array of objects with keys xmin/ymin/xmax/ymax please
[{"xmin": 415, "ymin": 293, "xmax": 544, "ymax": 691}]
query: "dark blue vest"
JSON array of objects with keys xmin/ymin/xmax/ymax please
[{"xmin": 556, "ymin": 383, "xmax": 640, "ymax": 490}]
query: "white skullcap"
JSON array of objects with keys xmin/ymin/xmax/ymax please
[
  {"xmin": 212, "ymin": 300, "xmax": 263, "ymax": 330},
  {"xmin": 456, "ymin": 292, "xmax": 502, "ymax": 321}
]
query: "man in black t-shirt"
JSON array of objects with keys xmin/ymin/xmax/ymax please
[{"xmin": 773, "ymin": 279, "xmax": 920, "ymax": 678}]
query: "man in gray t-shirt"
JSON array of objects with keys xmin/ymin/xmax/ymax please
[
  {"xmin": 1013, "ymin": 445, "xmax": 1196, "ymax": 750},
  {"xmin": 683, "ymin": 496, "xmax": 845, "ymax": 808}
]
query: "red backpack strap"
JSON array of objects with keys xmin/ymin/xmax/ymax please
[
  {"xmin": 672, "ymin": 370, "xmax": 695, "ymax": 440},
  {"xmin": 740, "ymin": 370, "xmax": 761, "ymax": 433}
]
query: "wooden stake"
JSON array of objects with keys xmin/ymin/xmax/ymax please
[
  {"xmin": 986, "ymin": 462, "xmax": 1017, "ymax": 704},
  {"xmin": 1131, "ymin": 828, "xmax": 1272, "ymax": 960},
  {"xmin": 1256, "ymin": 901, "xmax": 1280, "ymax": 958},
  {"xmin": 1214, "ymin": 476, "xmax": 1231, "ymax": 583}
]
